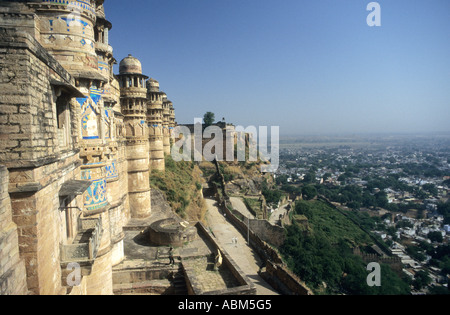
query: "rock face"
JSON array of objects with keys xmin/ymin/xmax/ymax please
[
  {"xmin": 226, "ymin": 176, "xmax": 263, "ymax": 196},
  {"xmin": 222, "ymin": 163, "xmax": 269, "ymax": 197},
  {"xmin": 150, "ymin": 189, "xmax": 174, "ymax": 218}
]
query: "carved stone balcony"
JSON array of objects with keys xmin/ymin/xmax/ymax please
[
  {"xmin": 95, "ymin": 42, "xmax": 113, "ymax": 55},
  {"xmin": 60, "ymin": 216, "xmax": 103, "ymax": 264}
]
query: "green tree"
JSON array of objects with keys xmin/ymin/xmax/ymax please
[
  {"xmin": 373, "ymin": 191, "xmax": 388, "ymax": 208},
  {"xmin": 406, "ymin": 245, "xmax": 426, "ymax": 262},
  {"xmin": 412, "ymin": 270, "xmax": 431, "ymax": 290},
  {"xmin": 302, "ymin": 170, "xmax": 316, "ymax": 184},
  {"xmin": 422, "ymin": 183, "xmax": 438, "ymax": 196},
  {"xmin": 428, "ymin": 231, "xmax": 443, "ymax": 243},
  {"xmin": 281, "ymin": 222, "xmax": 411, "ymax": 295},
  {"xmin": 414, "ymin": 188, "xmax": 428, "ymax": 200},
  {"xmin": 440, "ymin": 257, "xmax": 450, "ymax": 276},
  {"xmin": 437, "ymin": 201, "xmax": 450, "ymax": 224},
  {"xmin": 294, "ymin": 201, "xmax": 313, "ymax": 218},
  {"xmin": 203, "ymin": 112, "xmax": 215, "ymax": 127},
  {"xmin": 302, "ymin": 185, "xmax": 317, "ymax": 201},
  {"xmin": 362, "ymin": 191, "xmax": 376, "ymax": 208},
  {"xmin": 429, "ymin": 286, "xmax": 450, "ymax": 295},
  {"xmin": 275, "ymin": 174, "xmax": 289, "ymax": 185}
]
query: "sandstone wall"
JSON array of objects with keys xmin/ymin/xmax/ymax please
[
  {"xmin": 0, "ymin": 0, "xmax": 176, "ymax": 295},
  {"xmin": 0, "ymin": 165, "xmax": 28, "ymax": 295},
  {"xmin": 0, "ymin": 26, "xmax": 84, "ymax": 295},
  {"xmin": 0, "ymin": 23, "xmax": 120, "ymax": 295},
  {"xmin": 263, "ymin": 260, "xmax": 313, "ymax": 296},
  {"xmin": 9, "ymin": 153, "xmax": 84, "ymax": 295},
  {"xmin": 248, "ymin": 219, "xmax": 285, "ymax": 248},
  {"xmin": 0, "ymin": 28, "xmax": 79, "ymax": 165}
]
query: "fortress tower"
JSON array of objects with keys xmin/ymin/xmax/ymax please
[
  {"xmin": 146, "ymin": 78, "xmax": 165, "ymax": 172},
  {"xmin": 116, "ymin": 55, "xmax": 152, "ymax": 219},
  {"xmin": 168, "ymin": 101, "xmax": 176, "ymax": 146},
  {"xmin": 162, "ymin": 94, "xmax": 172, "ymax": 155},
  {"xmin": 32, "ymin": 0, "xmax": 104, "ymax": 81},
  {"xmin": 0, "ymin": 0, "xmax": 126, "ymax": 295}
]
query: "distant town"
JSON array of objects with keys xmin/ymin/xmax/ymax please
[{"xmin": 274, "ymin": 133, "xmax": 450, "ymax": 294}]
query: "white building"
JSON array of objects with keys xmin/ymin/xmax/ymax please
[{"xmin": 444, "ymin": 225, "xmax": 450, "ymax": 234}]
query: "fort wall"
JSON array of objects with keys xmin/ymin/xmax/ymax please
[
  {"xmin": 0, "ymin": 165, "xmax": 28, "ymax": 295},
  {"xmin": 0, "ymin": 0, "xmax": 176, "ymax": 295},
  {"xmin": 211, "ymin": 159, "xmax": 312, "ymax": 295}
]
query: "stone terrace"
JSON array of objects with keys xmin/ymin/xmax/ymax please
[{"xmin": 112, "ymin": 191, "xmax": 256, "ymax": 295}]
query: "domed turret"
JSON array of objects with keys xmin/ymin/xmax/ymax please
[
  {"xmin": 147, "ymin": 78, "xmax": 165, "ymax": 172},
  {"xmin": 147, "ymin": 78, "xmax": 160, "ymax": 92},
  {"xmin": 116, "ymin": 54, "xmax": 151, "ymax": 219},
  {"xmin": 117, "ymin": 54, "xmax": 148, "ymax": 91},
  {"xmin": 119, "ymin": 54, "xmax": 142, "ymax": 74}
]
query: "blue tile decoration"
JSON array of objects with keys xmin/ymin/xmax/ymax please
[
  {"xmin": 103, "ymin": 109, "xmax": 111, "ymax": 140},
  {"xmin": 42, "ymin": 0, "xmax": 95, "ymax": 15},
  {"xmin": 105, "ymin": 160, "xmax": 118, "ymax": 179},
  {"xmin": 81, "ymin": 169, "xmax": 91, "ymax": 180},
  {"xmin": 82, "ymin": 163, "xmax": 108, "ymax": 211},
  {"xmin": 84, "ymin": 178, "xmax": 108, "ymax": 211},
  {"xmin": 98, "ymin": 61, "xmax": 109, "ymax": 72}
]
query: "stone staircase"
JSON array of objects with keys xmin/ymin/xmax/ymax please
[
  {"xmin": 112, "ymin": 259, "xmax": 189, "ymax": 295},
  {"xmin": 172, "ymin": 268, "xmax": 188, "ymax": 295}
]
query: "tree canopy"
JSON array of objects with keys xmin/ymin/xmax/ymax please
[
  {"xmin": 203, "ymin": 112, "xmax": 215, "ymax": 127},
  {"xmin": 280, "ymin": 200, "xmax": 411, "ymax": 295}
]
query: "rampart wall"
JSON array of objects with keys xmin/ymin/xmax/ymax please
[
  {"xmin": 0, "ymin": 165, "xmax": 28, "ymax": 295},
  {"xmin": 211, "ymin": 159, "xmax": 312, "ymax": 295}
]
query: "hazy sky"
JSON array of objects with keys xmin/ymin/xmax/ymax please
[{"xmin": 106, "ymin": 0, "xmax": 450, "ymax": 136}]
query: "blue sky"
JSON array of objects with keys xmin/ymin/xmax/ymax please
[{"xmin": 106, "ymin": 0, "xmax": 450, "ymax": 136}]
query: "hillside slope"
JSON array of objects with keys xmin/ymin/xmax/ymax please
[
  {"xmin": 150, "ymin": 156, "xmax": 207, "ymax": 223},
  {"xmin": 281, "ymin": 199, "xmax": 411, "ymax": 295}
]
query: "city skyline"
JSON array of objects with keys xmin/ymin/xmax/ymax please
[{"xmin": 107, "ymin": 0, "xmax": 450, "ymax": 136}]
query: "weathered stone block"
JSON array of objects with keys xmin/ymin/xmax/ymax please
[
  {"xmin": 8, "ymin": 113, "xmax": 31, "ymax": 124},
  {"xmin": 0, "ymin": 105, "xmax": 19, "ymax": 114},
  {"xmin": 0, "ymin": 124, "xmax": 20, "ymax": 133}
]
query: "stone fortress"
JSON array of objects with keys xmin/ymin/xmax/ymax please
[
  {"xmin": 0, "ymin": 0, "xmax": 311, "ymax": 296},
  {"xmin": 0, "ymin": 0, "xmax": 182, "ymax": 295}
]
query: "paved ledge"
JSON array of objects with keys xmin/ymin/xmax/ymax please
[{"xmin": 116, "ymin": 220, "xmax": 256, "ymax": 295}]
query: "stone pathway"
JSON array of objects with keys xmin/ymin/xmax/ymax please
[
  {"xmin": 205, "ymin": 198, "xmax": 279, "ymax": 295},
  {"xmin": 268, "ymin": 203, "xmax": 290, "ymax": 225},
  {"xmin": 182, "ymin": 256, "xmax": 239, "ymax": 293},
  {"xmin": 230, "ymin": 196, "xmax": 255, "ymax": 219}
]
